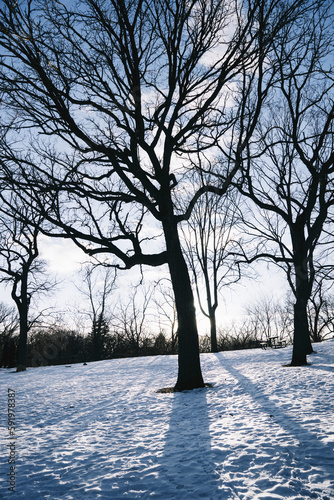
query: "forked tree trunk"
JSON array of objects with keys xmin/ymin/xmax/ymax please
[{"xmin": 163, "ymin": 218, "xmax": 204, "ymax": 391}]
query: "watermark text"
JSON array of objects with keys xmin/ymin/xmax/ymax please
[{"xmin": 7, "ymin": 388, "xmax": 16, "ymax": 492}]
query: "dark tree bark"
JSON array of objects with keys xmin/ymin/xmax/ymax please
[
  {"xmin": 290, "ymin": 221, "xmax": 314, "ymax": 364},
  {"xmin": 13, "ymin": 266, "xmax": 30, "ymax": 372},
  {"xmin": 162, "ymin": 216, "xmax": 204, "ymax": 389},
  {"xmin": 291, "ymin": 298, "xmax": 310, "ymax": 365},
  {"xmin": 209, "ymin": 310, "xmax": 218, "ymax": 353}
]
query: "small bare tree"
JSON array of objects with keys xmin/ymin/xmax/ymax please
[
  {"xmin": 112, "ymin": 283, "xmax": 153, "ymax": 356},
  {"xmin": 182, "ymin": 189, "xmax": 241, "ymax": 352},
  {"xmin": 0, "ymin": 192, "xmax": 56, "ymax": 371},
  {"xmin": 245, "ymin": 296, "xmax": 291, "ymax": 345},
  {"xmin": 153, "ymin": 278, "xmax": 178, "ymax": 353},
  {"xmin": 0, "ymin": 302, "xmax": 18, "ymax": 368},
  {"xmin": 78, "ymin": 264, "xmax": 117, "ymax": 360},
  {"xmin": 308, "ymin": 278, "xmax": 334, "ymax": 342}
]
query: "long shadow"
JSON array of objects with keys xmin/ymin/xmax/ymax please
[
  {"xmin": 308, "ymin": 364, "xmax": 334, "ymax": 374},
  {"xmin": 158, "ymin": 387, "xmax": 228, "ymax": 499},
  {"xmin": 214, "ymin": 353, "xmax": 334, "ymax": 480}
]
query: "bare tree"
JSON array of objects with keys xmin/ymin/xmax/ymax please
[
  {"xmin": 78, "ymin": 264, "xmax": 117, "ymax": 360},
  {"xmin": 112, "ymin": 283, "xmax": 153, "ymax": 356},
  {"xmin": 0, "ymin": 302, "xmax": 18, "ymax": 368},
  {"xmin": 228, "ymin": 2, "xmax": 334, "ymax": 365},
  {"xmin": 317, "ymin": 296, "xmax": 334, "ymax": 340},
  {"xmin": 308, "ymin": 278, "xmax": 334, "ymax": 343},
  {"xmin": 153, "ymin": 278, "xmax": 178, "ymax": 353},
  {"xmin": 245, "ymin": 295, "xmax": 290, "ymax": 345},
  {"xmin": 182, "ymin": 189, "xmax": 241, "ymax": 352},
  {"xmin": 0, "ymin": 0, "xmax": 308, "ymax": 388},
  {"xmin": 0, "ymin": 192, "xmax": 56, "ymax": 371}
]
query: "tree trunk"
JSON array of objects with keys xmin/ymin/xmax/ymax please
[
  {"xmin": 290, "ymin": 225, "xmax": 313, "ymax": 366},
  {"xmin": 209, "ymin": 308, "xmax": 218, "ymax": 353},
  {"xmin": 290, "ymin": 265, "xmax": 313, "ymax": 365},
  {"xmin": 163, "ymin": 218, "xmax": 204, "ymax": 390},
  {"xmin": 14, "ymin": 272, "xmax": 29, "ymax": 372},
  {"xmin": 16, "ymin": 302, "xmax": 29, "ymax": 372},
  {"xmin": 310, "ymin": 299, "xmax": 322, "ymax": 343},
  {"xmin": 290, "ymin": 296, "xmax": 310, "ymax": 365}
]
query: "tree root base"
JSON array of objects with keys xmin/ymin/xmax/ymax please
[
  {"xmin": 157, "ymin": 383, "xmax": 213, "ymax": 393},
  {"xmin": 283, "ymin": 362, "xmax": 310, "ymax": 367}
]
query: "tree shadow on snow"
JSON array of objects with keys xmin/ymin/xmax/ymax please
[
  {"xmin": 158, "ymin": 386, "xmax": 226, "ymax": 499},
  {"xmin": 308, "ymin": 363, "xmax": 334, "ymax": 374},
  {"xmin": 214, "ymin": 353, "xmax": 334, "ymax": 482}
]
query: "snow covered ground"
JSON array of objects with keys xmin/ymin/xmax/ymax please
[{"xmin": 1, "ymin": 340, "xmax": 334, "ymax": 499}]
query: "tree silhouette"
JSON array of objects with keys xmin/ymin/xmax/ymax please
[
  {"xmin": 0, "ymin": 0, "xmax": 308, "ymax": 387},
  {"xmin": 182, "ymin": 189, "xmax": 241, "ymax": 352},
  {"xmin": 79, "ymin": 264, "xmax": 116, "ymax": 361},
  {"xmin": 0, "ymin": 302, "xmax": 18, "ymax": 368},
  {"xmin": 0, "ymin": 192, "xmax": 54, "ymax": 371},
  {"xmin": 230, "ymin": 2, "xmax": 334, "ymax": 365}
]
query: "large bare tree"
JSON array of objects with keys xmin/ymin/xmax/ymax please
[
  {"xmin": 0, "ymin": 0, "xmax": 307, "ymax": 388},
  {"xmin": 229, "ymin": 2, "xmax": 334, "ymax": 365}
]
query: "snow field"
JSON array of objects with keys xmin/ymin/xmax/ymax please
[{"xmin": 1, "ymin": 341, "xmax": 334, "ymax": 499}]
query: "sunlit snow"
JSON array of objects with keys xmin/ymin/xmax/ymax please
[{"xmin": 1, "ymin": 341, "xmax": 334, "ymax": 499}]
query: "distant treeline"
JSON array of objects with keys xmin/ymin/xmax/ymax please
[
  {"xmin": 0, "ymin": 325, "xmax": 269, "ymax": 369},
  {"xmin": 1, "ymin": 291, "xmax": 333, "ymax": 369},
  {"xmin": 0, "ymin": 328, "xmax": 172, "ymax": 369}
]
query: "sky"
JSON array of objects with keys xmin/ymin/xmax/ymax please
[
  {"xmin": 44, "ymin": 233, "xmax": 289, "ymax": 327},
  {"xmin": 10, "ymin": 232, "xmax": 289, "ymax": 336}
]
